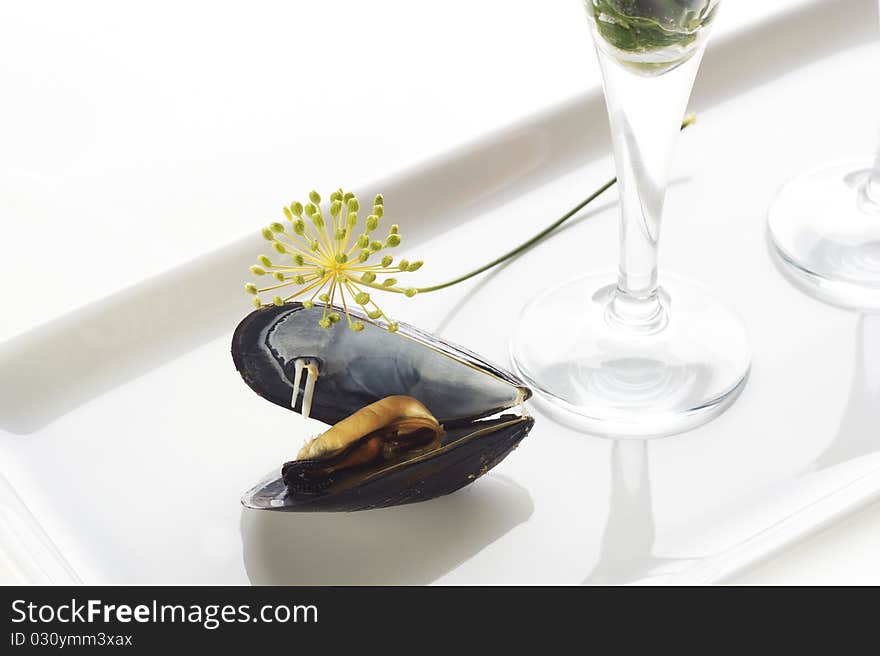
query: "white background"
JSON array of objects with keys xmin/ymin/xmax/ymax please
[{"xmin": 0, "ymin": 0, "xmax": 877, "ymax": 584}]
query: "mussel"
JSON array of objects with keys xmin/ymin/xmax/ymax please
[{"xmin": 232, "ymin": 302, "xmax": 534, "ymax": 511}]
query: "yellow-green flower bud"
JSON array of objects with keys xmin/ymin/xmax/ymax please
[
  {"xmin": 357, "ymin": 234, "xmax": 370, "ymax": 248},
  {"xmin": 366, "ymin": 215, "xmax": 379, "ymax": 231},
  {"xmin": 407, "ymin": 260, "xmax": 423, "ymax": 272},
  {"xmin": 245, "ymin": 283, "xmax": 258, "ymax": 295},
  {"xmin": 304, "ymin": 203, "xmax": 317, "ymax": 217},
  {"xmin": 262, "ymin": 227, "xmax": 274, "ymax": 241},
  {"xmin": 252, "ymin": 297, "xmax": 262, "ymax": 309},
  {"xmin": 388, "ymin": 322, "xmax": 399, "ymax": 333},
  {"xmin": 335, "ymin": 253, "xmax": 348, "ymax": 264},
  {"xmin": 334, "ymin": 228, "xmax": 346, "ymax": 240},
  {"xmin": 374, "ymin": 205, "xmax": 384, "ymax": 218},
  {"xmin": 390, "ymin": 224, "xmax": 399, "ymax": 235},
  {"xmin": 319, "ymin": 293, "xmax": 330, "ymax": 302},
  {"xmin": 309, "ymin": 190, "xmax": 321, "ymax": 205},
  {"xmin": 315, "ymin": 267, "xmax": 326, "ymax": 277},
  {"xmin": 381, "ymin": 255, "xmax": 393, "ymax": 267},
  {"xmin": 291, "ymin": 201, "xmax": 303, "ymax": 217},
  {"xmin": 311, "ymin": 214, "xmax": 325, "ymax": 229},
  {"xmin": 382, "ymin": 278, "xmax": 397, "ymax": 287},
  {"xmin": 250, "ymin": 265, "xmax": 267, "ymax": 276},
  {"xmin": 293, "ymin": 275, "xmax": 306, "ymax": 284},
  {"xmin": 347, "ymin": 198, "xmax": 359, "ymax": 212},
  {"xmin": 374, "ymin": 193, "xmax": 384, "ymax": 206},
  {"xmin": 310, "ymin": 240, "xmax": 320, "ymax": 251},
  {"xmin": 361, "ymin": 272, "xmax": 377, "ymax": 283},
  {"xmin": 274, "ymin": 272, "xmax": 285, "ymax": 281},
  {"xmin": 273, "ymin": 296, "xmax": 284, "ymax": 306},
  {"xmin": 358, "ymin": 249, "xmax": 370, "ymax": 263},
  {"xmin": 318, "ymin": 317, "xmax": 332, "ymax": 329},
  {"xmin": 273, "ymin": 241, "xmax": 287, "ymax": 254},
  {"xmin": 404, "ymin": 288, "xmax": 417, "ymax": 298},
  {"xmin": 258, "ymin": 255, "xmax": 272, "ymax": 267},
  {"xmin": 350, "ymin": 321, "xmax": 365, "ymax": 332},
  {"xmin": 370, "ymin": 240, "xmax": 383, "ymax": 251},
  {"xmin": 330, "ymin": 199, "xmax": 342, "ymax": 217},
  {"xmin": 398, "ymin": 259, "xmax": 409, "ymax": 271},
  {"xmin": 347, "ymin": 212, "xmax": 358, "ymax": 227},
  {"xmin": 303, "ymin": 300, "xmax": 314, "ymax": 309},
  {"xmin": 343, "ymin": 191, "xmax": 355, "ymax": 202},
  {"xmin": 330, "ymin": 190, "xmax": 342, "ymax": 202},
  {"xmin": 293, "ymin": 219, "xmax": 306, "ymax": 235},
  {"xmin": 386, "ymin": 234, "xmax": 401, "ymax": 247},
  {"xmin": 270, "ymin": 222, "xmax": 285, "ymax": 233},
  {"xmin": 354, "ymin": 292, "xmax": 370, "ymax": 305},
  {"xmin": 367, "ymin": 309, "xmax": 382, "ymax": 319},
  {"xmin": 283, "ymin": 206, "xmax": 293, "ymax": 221},
  {"xmin": 329, "ymin": 312, "xmax": 341, "ymax": 323},
  {"xmin": 292, "ymin": 254, "xmax": 305, "ymax": 266}
]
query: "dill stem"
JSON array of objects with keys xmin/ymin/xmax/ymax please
[{"xmin": 415, "ymin": 115, "xmax": 695, "ymax": 295}]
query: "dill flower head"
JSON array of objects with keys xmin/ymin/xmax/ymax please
[{"xmin": 244, "ymin": 189, "xmax": 423, "ymax": 333}]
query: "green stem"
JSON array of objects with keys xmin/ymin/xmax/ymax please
[
  {"xmin": 415, "ymin": 113, "xmax": 696, "ymax": 295},
  {"xmin": 416, "ymin": 178, "xmax": 616, "ymax": 294}
]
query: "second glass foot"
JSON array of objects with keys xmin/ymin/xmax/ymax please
[
  {"xmin": 768, "ymin": 159, "xmax": 880, "ymax": 310},
  {"xmin": 509, "ymin": 273, "xmax": 751, "ymax": 438}
]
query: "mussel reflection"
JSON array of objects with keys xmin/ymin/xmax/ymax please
[{"xmin": 240, "ymin": 474, "xmax": 533, "ymax": 585}]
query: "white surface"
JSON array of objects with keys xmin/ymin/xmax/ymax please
[
  {"xmin": 1, "ymin": 0, "xmax": 879, "ymax": 585},
  {"xmin": 733, "ymin": 501, "xmax": 880, "ymax": 585},
  {"xmin": 0, "ymin": 0, "xmax": 810, "ymax": 344}
]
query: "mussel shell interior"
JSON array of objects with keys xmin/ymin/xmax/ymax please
[{"xmin": 231, "ymin": 303, "xmax": 530, "ymax": 427}]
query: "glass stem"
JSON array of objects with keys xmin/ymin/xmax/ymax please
[{"xmin": 595, "ymin": 49, "xmax": 707, "ymax": 332}]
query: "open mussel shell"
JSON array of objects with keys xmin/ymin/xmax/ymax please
[{"xmin": 232, "ymin": 302, "xmax": 534, "ymax": 512}]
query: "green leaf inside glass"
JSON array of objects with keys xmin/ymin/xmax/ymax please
[{"xmin": 586, "ymin": 0, "xmax": 717, "ymax": 54}]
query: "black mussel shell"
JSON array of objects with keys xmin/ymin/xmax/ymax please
[
  {"xmin": 231, "ymin": 303, "xmax": 529, "ymax": 426},
  {"xmin": 233, "ymin": 303, "xmax": 534, "ymax": 512},
  {"xmin": 244, "ymin": 414, "xmax": 533, "ymax": 511}
]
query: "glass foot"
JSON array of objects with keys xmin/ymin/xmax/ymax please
[
  {"xmin": 768, "ymin": 159, "xmax": 880, "ymax": 310},
  {"xmin": 509, "ymin": 273, "xmax": 751, "ymax": 438}
]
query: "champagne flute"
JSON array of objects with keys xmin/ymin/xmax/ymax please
[
  {"xmin": 510, "ymin": 0, "xmax": 750, "ymax": 438},
  {"xmin": 767, "ymin": 2, "xmax": 880, "ymax": 309}
]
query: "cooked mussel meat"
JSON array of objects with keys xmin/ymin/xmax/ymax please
[{"xmin": 283, "ymin": 395, "xmax": 445, "ymax": 494}]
